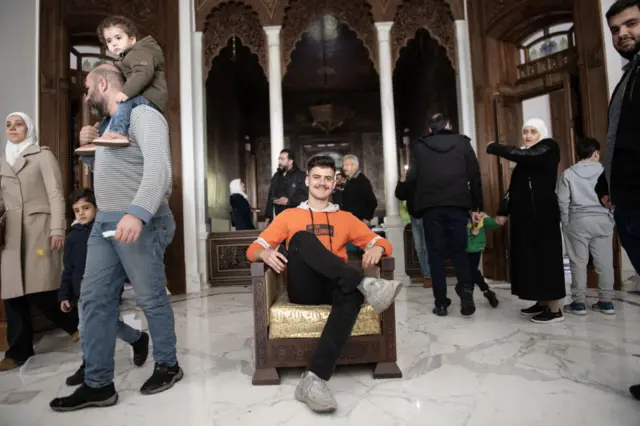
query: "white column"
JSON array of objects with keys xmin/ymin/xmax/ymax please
[
  {"xmin": 192, "ymin": 31, "xmax": 209, "ymax": 289},
  {"xmin": 454, "ymin": 1, "xmax": 477, "ymax": 152},
  {"xmin": 179, "ymin": 0, "xmax": 206, "ymax": 293},
  {"xmin": 264, "ymin": 26, "xmax": 285, "ymax": 175},
  {"xmin": 375, "ymin": 22, "xmax": 409, "ymax": 285}
]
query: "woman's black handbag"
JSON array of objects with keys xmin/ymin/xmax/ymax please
[{"xmin": 498, "ymin": 191, "xmax": 510, "ymax": 216}]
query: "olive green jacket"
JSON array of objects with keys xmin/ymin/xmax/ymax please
[{"xmin": 116, "ymin": 36, "xmax": 167, "ymax": 112}]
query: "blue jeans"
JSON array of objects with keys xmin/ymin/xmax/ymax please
[
  {"xmin": 80, "ymin": 213, "xmax": 177, "ymax": 388},
  {"xmin": 411, "ymin": 217, "xmax": 431, "ymax": 278},
  {"xmin": 614, "ymin": 206, "xmax": 640, "ymax": 273},
  {"xmin": 77, "ymin": 299, "xmax": 141, "ymax": 349},
  {"xmin": 108, "ymin": 95, "xmax": 159, "ymax": 137}
]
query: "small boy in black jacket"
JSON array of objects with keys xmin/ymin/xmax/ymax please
[{"xmin": 60, "ymin": 188, "xmax": 149, "ymax": 386}]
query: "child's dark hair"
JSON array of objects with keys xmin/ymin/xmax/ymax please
[
  {"xmin": 576, "ymin": 137, "xmax": 600, "ymax": 160},
  {"xmin": 70, "ymin": 188, "xmax": 96, "ymax": 208},
  {"xmin": 307, "ymin": 155, "xmax": 336, "ymax": 173},
  {"xmin": 97, "ymin": 16, "xmax": 139, "ymax": 46}
]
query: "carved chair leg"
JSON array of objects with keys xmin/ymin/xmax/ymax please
[
  {"xmin": 252, "ymin": 367, "xmax": 280, "ymax": 385},
  {"xmin": 373, "ymin": 362, "xmax": 402, "ymax": 379}
]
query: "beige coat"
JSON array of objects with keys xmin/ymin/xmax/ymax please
[{"xmin": 0, "ymin": 145, "xmax": 66, "ymax": 299}]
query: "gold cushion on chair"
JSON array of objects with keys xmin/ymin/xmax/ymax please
[{"xmin": 268, "ymin": 293, "xmax": 381, "ymax": 339}]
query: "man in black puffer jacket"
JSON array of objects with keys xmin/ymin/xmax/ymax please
[{"xmin": 405, "ymin": 113, "xmax": 484, "ymax": 317}]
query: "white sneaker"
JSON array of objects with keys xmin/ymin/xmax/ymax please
[
  {"xmin": 358, "ymin": 277, "xmax": 402, "ymax": 313},
  {"xmin": 295, "ymin": 371, "xmax": 337, "ymax": 413}
]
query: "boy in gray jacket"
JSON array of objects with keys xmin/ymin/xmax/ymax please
[{"xmin": 558, "ymin": 138, "xmax": 615, "ymax": 315}]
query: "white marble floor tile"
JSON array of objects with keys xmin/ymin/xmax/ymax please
[{"xmin": 0, "ymin": 286, "xmax": 639, "ymax": 426}]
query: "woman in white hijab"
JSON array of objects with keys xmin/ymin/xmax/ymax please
[
  {"xmin": 487, "ymin": 118, "xmax": 566, "ymax": 324},
  {"xmin": 0, "ymin": 112, "xmax": 78, "ymax": 371},
  {"xmin": 229, "ymin": 178, "xmax": 255, "ymax": 230}
]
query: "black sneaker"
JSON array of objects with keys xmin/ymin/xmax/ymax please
[
  {"xmin": 66, "ymin": 362, "xmax": 85, "ymax": 386},
  {"xmin": 432, "ymin": 298, "xmax": 451, "ymax": 316},
  {"xmin": 460, "ymin": 291, "xmax": 476, "ymax": 316},
  {"xmin": 483, "ymin": 289, "xmax": 499, "ymax": 308},
  {"xmin": 50, "ymin": 383, "xmax": 118, "ymax": 412},
  {"xmin": 140, "ymin": 363, "xmax": 184, "ymax": 395},
  {"xmin": 630, "ymin": 384, "xmax": 640, "ymax": 400},
  {"xmin": 530, "ymin": 309, "xmax": 565, "ymax": 324},
  {"xmin": 521, "ymin": 303, "xmax": 545, "ymax": 316},
  {"xmin": 132, "ymin": 332, "xmax": 150, "ymax": 367}
]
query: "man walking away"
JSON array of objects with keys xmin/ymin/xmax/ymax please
[{"xmin": 406, "ymin": 113, "xmax": 483, "ymax": 317}]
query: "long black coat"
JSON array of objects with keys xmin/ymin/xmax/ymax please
[{"xmin": 487, "ymin": 139, "xmax": 566, "ymax": 301}]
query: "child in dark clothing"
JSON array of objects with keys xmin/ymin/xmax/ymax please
[
  {"xmin": 456, "ymin": 214, "xmax": 504, "ymax": 308},
  {"xmin": 60, "ymin": 188, "xmax": 149, "ymax": 386}
]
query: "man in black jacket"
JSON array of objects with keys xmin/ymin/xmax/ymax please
[
  {"xmin": 265, "ymin": 149, "xmax": 308, "ymax": 224},
  {"xmin": 601, "ymin": 0, "xmax": 640, "ymax": 401},
  {"xmin": 406, "ymin": 113, "xmax": 483, "ymax": 317},
  {"xmin": 342, "ymin": 154, "xmax": 378, "ymax": 224}
]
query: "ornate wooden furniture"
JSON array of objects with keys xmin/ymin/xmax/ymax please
[{"xmin": 251, "ymin": 257, "xmax": 401, "ymax": 385}]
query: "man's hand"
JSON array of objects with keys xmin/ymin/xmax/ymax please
[
  {"xmin": 471, "ymin": 212, "xmax": 484, "ymax": 223},
  {"xmin": 400, "ymin": 168, "xmax": 407, "ymax": 182},
  {"xmin": 115, "ymin": 91, "xmax": 129, "ymax": 103},
  {"xmin": 362, "ymin": 245, "xmax": 384, "ymax": 269},
  {"xmin": 115, "ymin": 214, "xmax": 143, "ymax": 243},
  {"xmin": 51, "ymin": 235, "xmax": 64, "ymax": 250},
  {"xmin": 79, "ymin": 122, "xmax": 100, "ymax": 146},
  {"xmin": 259, "ymin": 248, "xmax": 288, "ymax": 274},
  {"xmin": 495, "ymin": 216, "xmax": 508, "ymax": 226},
  {"xmin": 274, "ymin": 197, "xmax": 289, "ymax": 206},
  {"xmin": 60, "ymin": 300, "xmax": 71, "ymax": 313}
]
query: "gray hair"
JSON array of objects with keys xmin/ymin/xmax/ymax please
[{"xmin": 343, "ymin": 154, "xmax": 359, "ymax": 166}]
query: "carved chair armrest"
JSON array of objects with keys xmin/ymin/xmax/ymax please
[
  {"xmin": 362, "ymin": 256, "xmax": 395, "ymax": 279},
  {"xmin": 250, "ymin": 262, "xmax": 283, "ymax": 310}
]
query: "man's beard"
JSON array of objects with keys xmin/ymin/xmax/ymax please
[
  {"xmin": 88, "ymin": 93, "xmax": 108, "ymax": 118},
  {"xmin": 616, "ymin": 37, "xmax": 640, "ymax": 60}
]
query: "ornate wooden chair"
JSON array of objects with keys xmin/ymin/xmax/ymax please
[{"xmin": 251, "ymin": 257, "xmax": 402, "ymax": 385}]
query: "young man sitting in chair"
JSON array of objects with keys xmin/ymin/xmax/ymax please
[{"xmin": 246, "ymin": 155, "xmax": 402, "ymax": 413}]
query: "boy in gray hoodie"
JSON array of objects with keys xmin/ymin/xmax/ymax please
[{"xmin": 557, "ymin": 138, "xmax": 615, "ymax": 315}]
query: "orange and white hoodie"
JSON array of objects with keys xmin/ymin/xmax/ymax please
[{"xmin": 246, "ymin": 201, "xmax": 393, "ymax": 263}]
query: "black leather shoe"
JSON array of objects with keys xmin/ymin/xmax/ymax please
[
  {"xmin": 65, "ymin": 362, "xmax": 85, "ymax": 386},
  {"xmin": 50, "ymin": 383, "xmax": 118, "ymax": 412},
  {"xmin": 132, "ymin": 332, "xmax": 149, "ymax": 367}
]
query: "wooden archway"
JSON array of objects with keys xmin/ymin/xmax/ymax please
[
  {"xmin": 281, "ymin": 0, "xmax": 378, "ymax": 73},
  {"xmin": 391, "ymin": 0, "xmax": 457, "ymax": 70},
  {"xmin": 201, "ymin": 1, "xmax": 267, "ymax": 76}
]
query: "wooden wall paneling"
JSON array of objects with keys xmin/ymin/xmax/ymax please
[
  {"xmin": 573, "ymin": 0, "xmax": 609, "ymax": 144},
  {"xmin": 208, "ymin": 230, "xmax": 261, "ymax": 286}
]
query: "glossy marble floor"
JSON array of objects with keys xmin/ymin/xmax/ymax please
[{"xmin": 1, "ymin": 283, "xmax": 640, "ymax": 426}]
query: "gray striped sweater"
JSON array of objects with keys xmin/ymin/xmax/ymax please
[{"xmin": 83, "ymin": 106, "xmax": 172, "ymax": 223}]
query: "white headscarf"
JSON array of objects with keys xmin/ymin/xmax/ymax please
[
  {"xmin": 5, "ymin": 112, "xmax": 38, "ymax": 166},
  {"xmin": 229, "ymin": 178, "xmax": 248, "ymax": 199},
  {"xmin": 522, "ymin": 118, "xmax": 549, "ymax": 141}
]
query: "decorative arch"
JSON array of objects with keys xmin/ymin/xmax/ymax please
[
  {"xmin": 281, "ymin": 0, "xmax": 378, "ymax": 73},
  {"xmin": 196, "ymin": 0, "xmax": 286, "ymax": 29},
  {"xmin": 391, "ymin": 0, "xmax": 457, "ymax": 70},
  {"xmin": 202, "ymin": 2, "xmax": 267, "ymax": 76}
]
